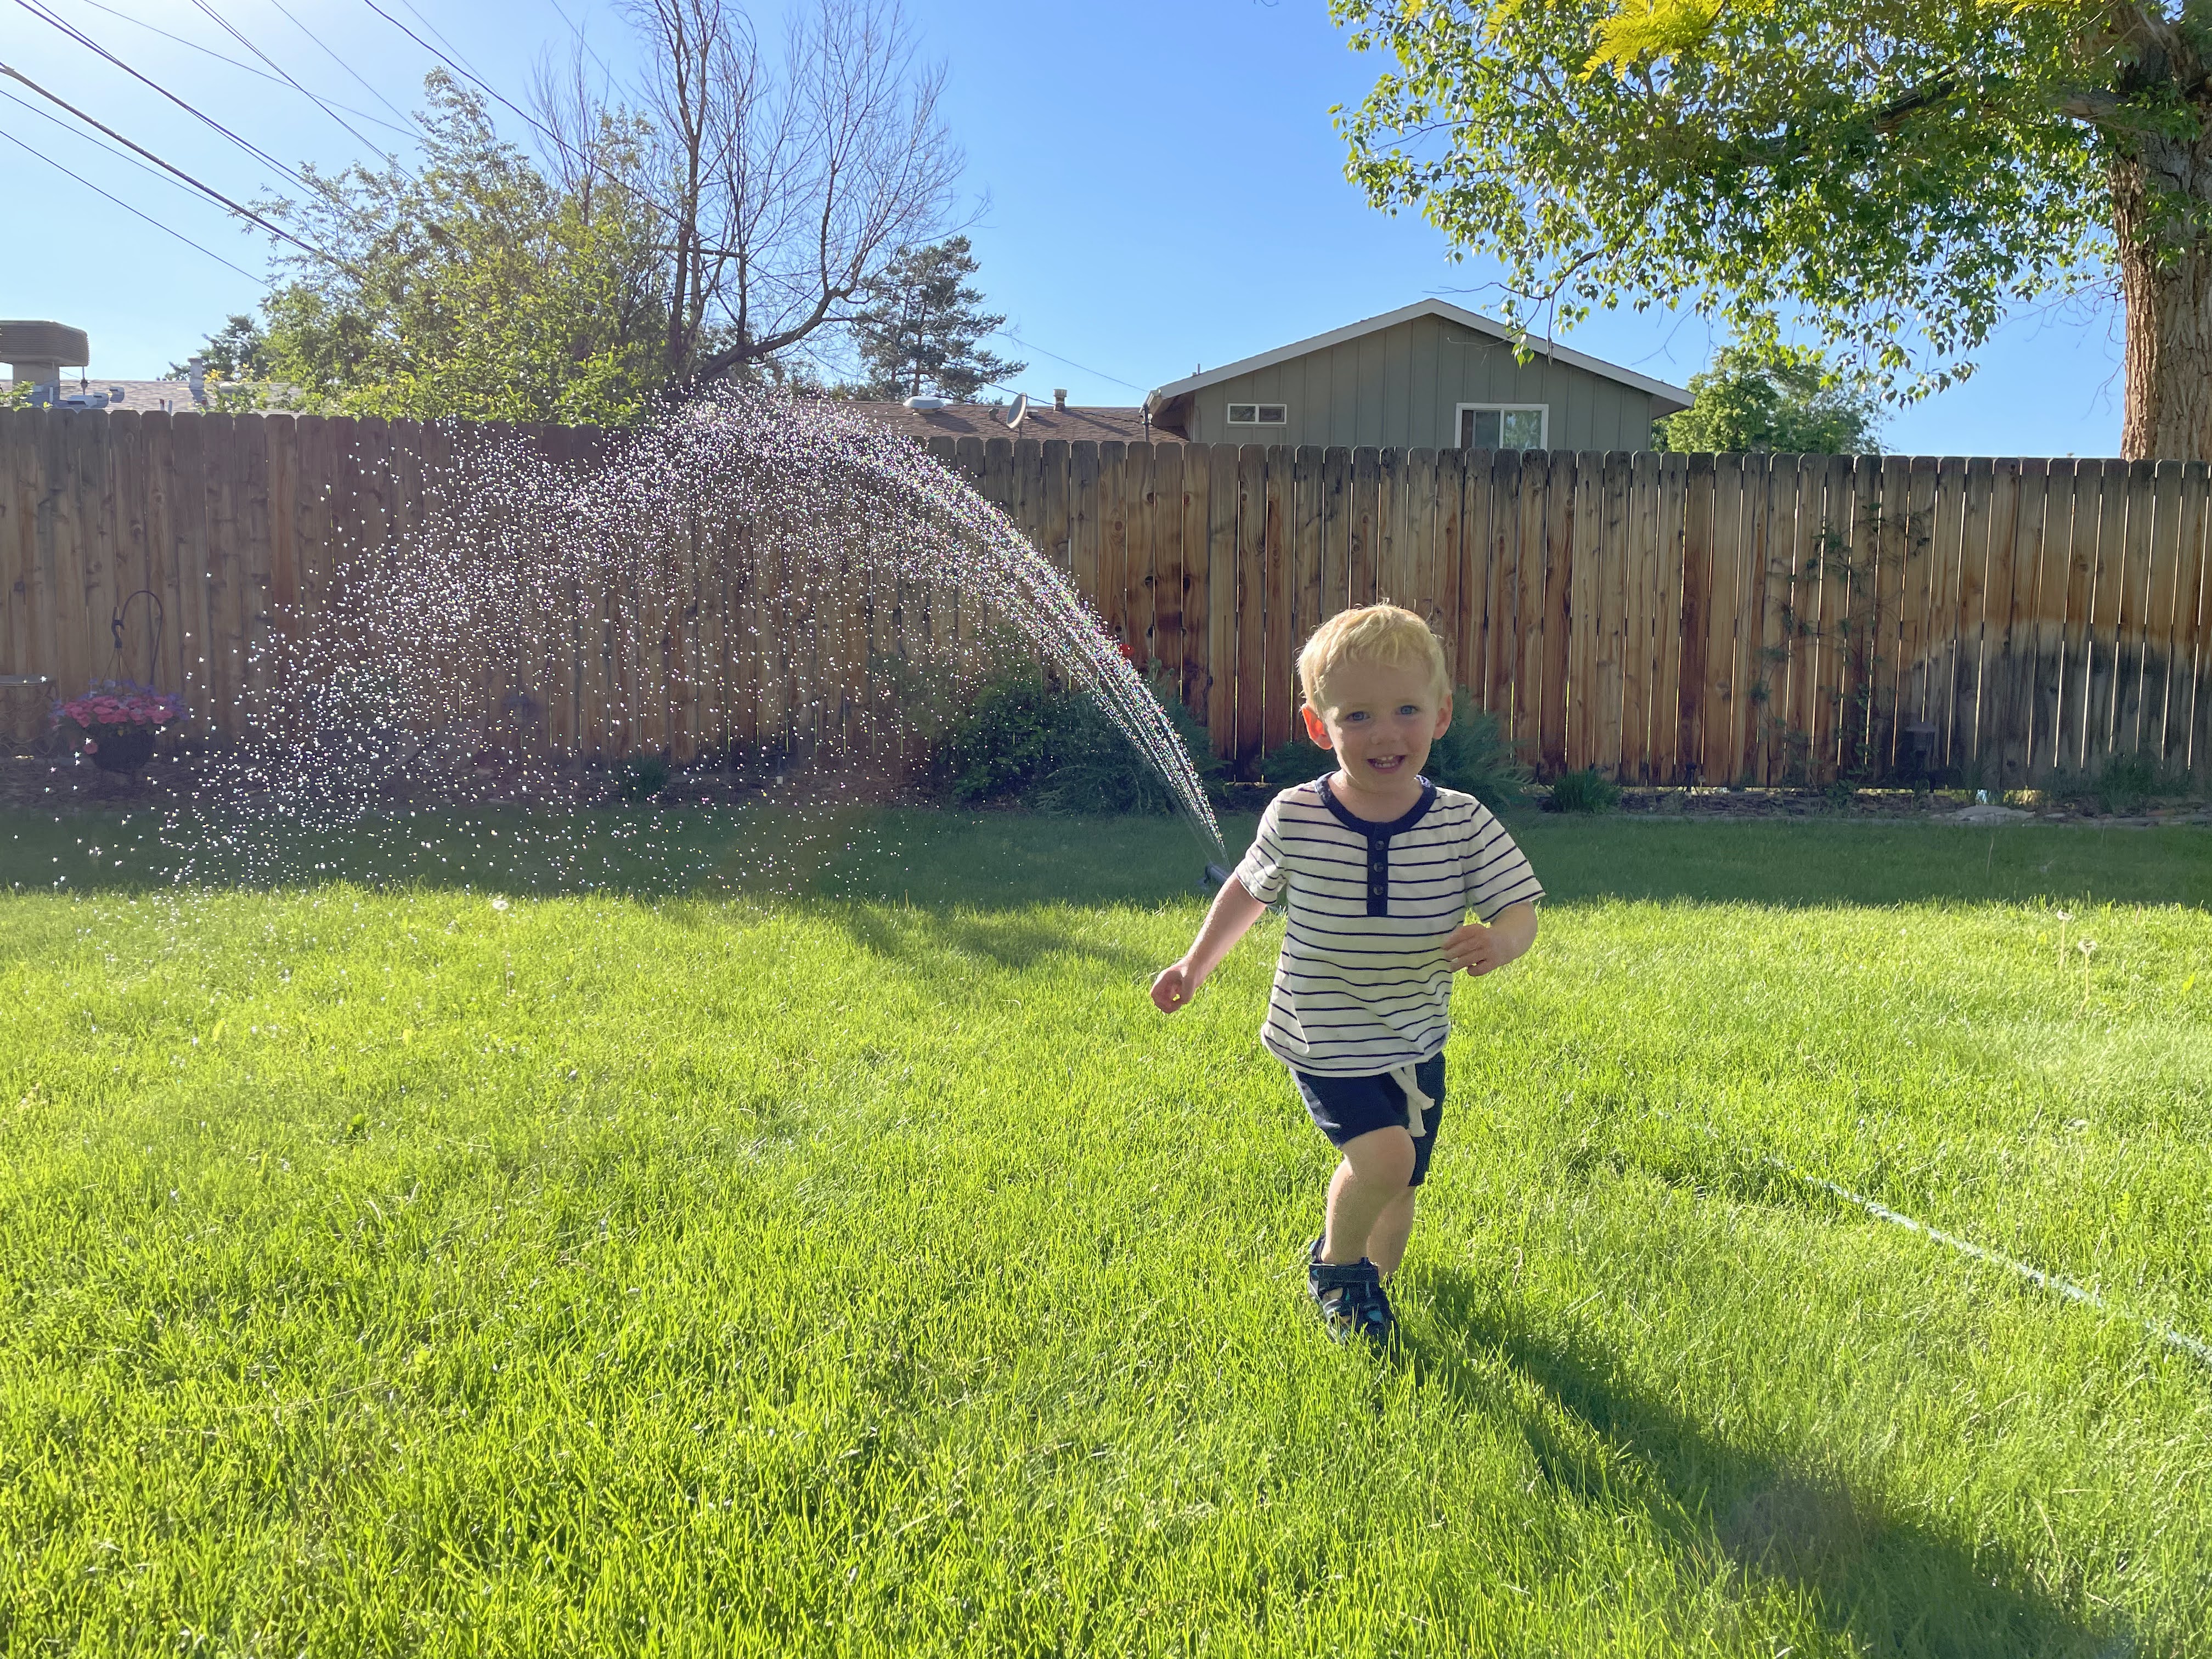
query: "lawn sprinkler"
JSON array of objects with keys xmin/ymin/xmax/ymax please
[{"xmin": 1202, "ymin": 862, "xmax": 1231, "ymax": 891}]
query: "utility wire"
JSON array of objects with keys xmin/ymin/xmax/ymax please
[
  {"xmin": 990, "ymin": 328, "xmax": 1150, "ymax": 395},
  {"xmin": 356, "ymin": 0, "xmax": 561, "ymax": 147},
  {"xmin": 0, "ymin": 123, "xmax": 263, "ymax": 279},
  {"xmin": 13, "ymin": 0, "xmax": 314, "ymax": 191},
  {"xmin": 258, "ymin": 0, "xmax": 421, "ymax": 134},
  {"xmin": 65, "ymin": 0, "xmax": 417, "ymax": 138},
  {"xmin": 0, "ymin": 61, "xmax": 330, "ymax": 260},
  {"xmin": 0, "ymin": 78, "xmax": 244, "ymax": 216},
  {"xmin": 537, "ymin": 0, "xmax": 621, "ymax": 89},
  {"xmin": 186, "ymin": 0, "xmax": 396, "ymax": 163}
]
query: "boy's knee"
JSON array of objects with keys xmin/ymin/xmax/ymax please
[{"xmin": 1341, "ymin": 1126, "xmax": 1417, "ymax": 1188}]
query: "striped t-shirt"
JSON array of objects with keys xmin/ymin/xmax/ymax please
[{"xmin": 1232, "ymin": 777, "xmax": 1543, "ymax": 1075}]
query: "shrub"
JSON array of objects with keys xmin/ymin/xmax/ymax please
[
  {"xmin": 618, "ymin": 755, "xmax": 672, "ymax": 802},
  {"xmin": 1256, "ymin": 735, "xmax": 1329, "ymax": 788},
  {"xmin": 1545, "ymin": 767, "xmax": 1621, "ymax": 814},
  {"xmin": 1426, "ymin": 690, "xmax": 1531, "ymax": 811},
  {"xmin": 2094, "ymin": 752, "xmax": 2168, "ymax": 815},
  {"xmin": 938, "ymin": 664, "xmax": 1223, "ymax": 814}
]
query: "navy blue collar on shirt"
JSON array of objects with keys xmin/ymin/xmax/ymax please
[
  {"xmin": 1316, "ymin": 777, "xmax": 1437, "ymax": 917},
  {"xmin": 1316, "ymin": 776, "xmax": 1437, "ymax": 839}
]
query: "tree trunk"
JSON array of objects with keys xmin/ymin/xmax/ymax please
[{"xmin": 2112, "ymin": 142, "xmax": 2212, "ymax": 460}]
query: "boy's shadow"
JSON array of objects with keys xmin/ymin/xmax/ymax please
[{"xmin": 1414, "ymin": 1266, "xmax": 2125, "ymax": 1659}]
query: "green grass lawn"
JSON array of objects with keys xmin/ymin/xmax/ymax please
[{"xmin": 3, "ymin": 808, "xmax": 2208, "ymax": 1656}]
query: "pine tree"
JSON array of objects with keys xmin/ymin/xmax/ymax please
[{"xmin": 852, "ymin": 237, "xmax": 1024, "ymax": 402}]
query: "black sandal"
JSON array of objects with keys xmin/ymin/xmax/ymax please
[{"xmin": 1307, "ymin": 1237, "xmax": 1392, "ymax": 1346}]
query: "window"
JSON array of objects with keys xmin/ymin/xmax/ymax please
[
  {"xmin": 1226, "ymin": 402, "xmax": 1288, "ymax": 426},
  {"xmin": 1457, "ymin": 404, "xmax": 1548, "ymax": 450}
]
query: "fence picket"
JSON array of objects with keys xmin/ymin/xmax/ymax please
[
  {"xmin": 1262, "ymin": 443, "xmax": 1294, "ymax": 755},
  {"xmin": 1206, "ymin": 444, "xmax": 1239, "ymax": 752},
  {"xmin": 1235, "ymin": 444, "xmax": 1268, "ymax": 765},
  {"xmin": 2137, "ymin": 460, "xmax": 2186, "ymax": 762}
]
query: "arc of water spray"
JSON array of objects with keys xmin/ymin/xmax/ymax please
[{"xmin": 1653, "ymin": 1107, "xmax": 2212, "ymax": 1373}]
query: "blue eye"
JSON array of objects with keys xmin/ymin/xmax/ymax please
[
  {"xmin": 1344, "ymin": 710, "xmax": 1368, "ymax": 723},
  {"xmin": 1398, "ymin": 704, "xmax": 1420, "ymax": 716}
]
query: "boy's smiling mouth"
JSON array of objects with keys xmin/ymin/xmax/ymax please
[{"xmin": 1364, "ymin": 755, "xmax": 1406, "ymax": 772}]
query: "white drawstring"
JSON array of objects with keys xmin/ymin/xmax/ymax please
[{"xmin": 1387, "ymin": 1063, "xmax": 1433, "ymax": 1138}]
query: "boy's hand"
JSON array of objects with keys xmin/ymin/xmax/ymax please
[
  {"xmin": 1442, "ymin": 906, "xmax": 1536, "ymax": 977},
  {"xmin": 1151, "ymin": 961, "xmax": 1199, "ymax": 1013}
]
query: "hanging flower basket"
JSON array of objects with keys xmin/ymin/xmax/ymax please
[{"xmin": 53, "ymin": 680, "xmax": 184, "ymax": 774}]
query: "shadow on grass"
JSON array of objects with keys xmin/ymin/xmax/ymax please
[
  {"xmin": 1514, "ymin": 817, "xmax": 2211, "ymax": 911},
  {"xmin": 0, "ymin": 804, "xmax": 1238, "ymax": 910},
  {"xmin": 828, "ymin": 902, "xmax": 1158, "ymax": 977},
  {"xmin": 5, "ymin": 805, "xmax": 2203, "ymax": 913},
  {"xmin": 1413, "ymin": 1267, "xmax": 2119, "ymax": 1658}
]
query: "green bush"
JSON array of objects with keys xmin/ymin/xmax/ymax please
[
  {"xmin": 938, "ymin": 665, "xmax": 1223, "ymax": 815},
  {"xmin": 1256, "ymin": 735, "xmax": 1330, "ymax": 788},
  {"xmin": 1425, "ymin": 690, "xmax": 1532, "ymax": 811},
  {"xmin": 1545, "ymin": 767, "xmax": 1622, "ymax": 814},
  {"xmin": 618, "ymin": 755, "xmax": 672, "ymax": 802},
  {"xmin": 2094, "ymin": 751, "xmax": 2170, "ymax": 815}
]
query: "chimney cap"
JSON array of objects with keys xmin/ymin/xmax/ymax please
[
  {"xmin": 0, "ymin": 319, "xmax": 90, "ymax": 369},
  {"xmin": 1052, "ymin": 387, "xmax": 1067, "ymax": 412}
]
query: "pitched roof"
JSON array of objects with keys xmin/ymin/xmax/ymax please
[
  {"xmin": 844, "ymin": 400, "xmax": 1182, "ymax": 444},
  {"xmin": 1, "ymin": 378, "xmax": 298, "ymax": 413},
  {"xmin": 1146, "ymin": 298, "xmax": 1694, "ymax": 414},
  {"xmin": 4, "ymin": 377, "xmax": 204, "ymax": 412}
]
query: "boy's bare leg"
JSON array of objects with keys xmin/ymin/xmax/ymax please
[
  {"xmin": 1321, "ymin": 1126, "xmax": 1415, "ymax": 1265},
  {"xmin": 1367, "ymin": 1188, "xmax": 1418, "ymax": 1280}
]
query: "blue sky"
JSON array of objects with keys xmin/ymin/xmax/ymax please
[{"xmin": 2, "ymin": 0, "xmax": 2130, "ymax": 453}]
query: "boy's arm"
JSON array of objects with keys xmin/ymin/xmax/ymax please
[
  {"xmin": 1441, "ymin": 900, "xmax": 1537, "ymax": 977},
  {"xmin": 1152, "ymin": 878, "xmax": 1270, "ymax": 1012}
]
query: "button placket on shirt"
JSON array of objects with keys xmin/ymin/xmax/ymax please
[{"xmin": 1367, "ymin": 833, "xmax": 1390, "ymax": 917}]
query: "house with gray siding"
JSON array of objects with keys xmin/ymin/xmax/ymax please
[{"xmin": 1143, "ymin": 298, "xmax": 1690, "ymax": 452}]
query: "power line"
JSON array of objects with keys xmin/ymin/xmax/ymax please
[
  {"xmin": 258, "ymin": 0, "xmax": 421, "ymax": 135},
  {"xmin": 537, "ymin": 0, "xmax": 622, "ymax": 88},
  {"xmin": 0, "ymin": 123, "xmax": 263, "ymax": 280},
  {"xmin": 64, "ymin": 0, "xmax": 417, "ymax": 138},
  {"xmin": 355, "ymin": 0, "xmax": 560, "ymax": 147},
  {"xmin": 13, "ymin": 0, "xmax": 314, "ymax": 191},
  {"xmin": 0, "ymin": 78, "xmax": 244, "ymax": 215},
  {"xmin": 990, "ymin": 328, "xmax": 1150, "ymax": 394},
  {"xmin": 185, "ymin": 0, "xmax": 395, "ymax": 163},
  {"xmin": 0, "ymin": 60, "xmax": 329, "ymax": 259}
]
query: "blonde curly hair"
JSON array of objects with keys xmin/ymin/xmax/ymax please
[{"xmin": 1297, "ymin": 603, "xmax": 1450, "ymax": 713}]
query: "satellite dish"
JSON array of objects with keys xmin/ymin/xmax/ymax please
[{"xmin": 1007, "ymin": 392, "xmax": 1029, "ymax": 428}]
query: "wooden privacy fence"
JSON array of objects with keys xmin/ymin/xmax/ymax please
[
  {"xmin": 934, "ymin": 436, "xmax": 2212, "ymax": 788},
  {"xmin": 4, "ymin": 406, "xmax": 2208, "ymax": 787}
]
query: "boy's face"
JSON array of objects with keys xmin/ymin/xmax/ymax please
[{"xmin": 1300, "ymin": 658, "xmax": 1451, "ymax": 794}]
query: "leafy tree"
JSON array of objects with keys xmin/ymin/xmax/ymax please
[
  {"xmin": 1331, "ymin": 0, "xmax": 2212, "ymax": 460},
  {"xmin": 1655, "ymin": 343, "xmax": 1881, "ymax": 452},
  {"xmin": 850, "ymin": 236, "xmax": 1025, "ymax": 400},
  {"xmin": 255, "ymin": 73, "xmax": 670, "ymax": 424},
  {"xmin": 166, "ymin": 315, "xmax": 271, "ymax": 380}
]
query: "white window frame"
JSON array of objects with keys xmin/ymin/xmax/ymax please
[
  {"xmin": 1225, "ymin": 401, "xmax": 1288, "ymax": 427},
  {"xmin": 1455, "ymin": 403, "xmax": 1549, "ymax": 451}
]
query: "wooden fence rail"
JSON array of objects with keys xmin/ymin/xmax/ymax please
[{"xmin": 4, "ymin": 408, "xmax": 2207, "ymax": 787}]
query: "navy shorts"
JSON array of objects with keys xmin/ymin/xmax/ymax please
[{"xmin": 1293, "ymin": 1052, "xmax": 1448, "ymax": 1187}]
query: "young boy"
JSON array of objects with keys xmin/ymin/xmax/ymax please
[{"xmin": 1150, "ymin": 604, "xmax": 1541, "ymax": 1345}]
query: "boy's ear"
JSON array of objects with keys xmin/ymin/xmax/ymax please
[
  {"xmin": 1300, "ymin": 703, "xmax": 1333, "ymax": 747},
  {"xmin": 1431, "ymin": 698, "xmax": 1452, "ymax": 740}
]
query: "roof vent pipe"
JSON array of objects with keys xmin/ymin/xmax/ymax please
[{"xmin": 1052, "ymin": 388, "xmax": 1066, "ymax": 413}]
